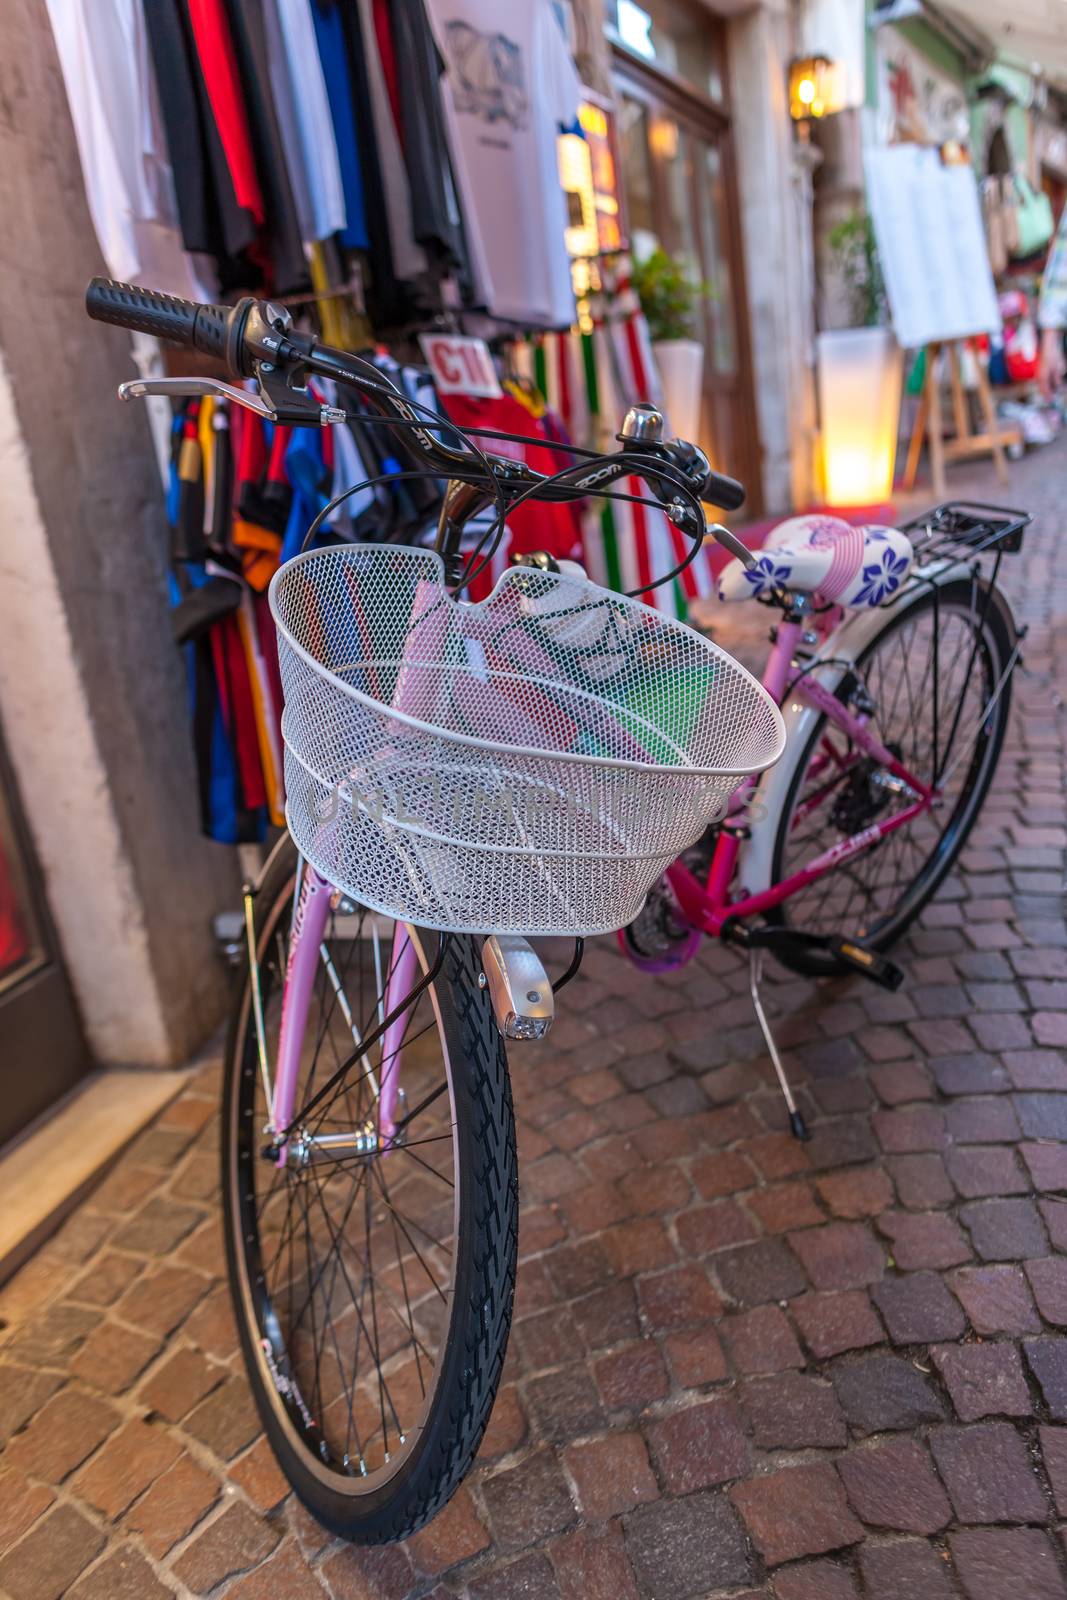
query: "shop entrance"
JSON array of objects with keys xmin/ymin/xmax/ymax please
[
  {"xmin": 609, "ymin": 1, "xmax": 763, "ymax": 509},
  {"xmin": 0, "ymin": 717, "xmax": 88, "ymax": 1147}
]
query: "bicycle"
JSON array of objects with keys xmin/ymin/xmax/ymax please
[{"xmin": 86, "ymin": 277, "xmax": 1026, "ymax": 1544}]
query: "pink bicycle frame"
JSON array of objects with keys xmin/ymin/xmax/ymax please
[
  {"xmin": 268, "ymin": 577, "xmax": 447, "ymax": 1160},
  {"xmin": 665, "ymin": 619, "xmax": 937, "ymax": 938},
  {"xmin": 269, "ymin": 864, "xmax": 333, "ymax": 1163},
  {"xmin": 268, "ymin": 606, "xmax": 934, "ymax": 1158},
  {"xmin": 268, "ymin": 869, "xmax": 416, "ymax": 1161}
]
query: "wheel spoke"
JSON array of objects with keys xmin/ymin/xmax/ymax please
[
  {"xmin": 232, "ymin": 902, "xmax": 462, "ymax": 1488},
  {"xmin": 776, "ymin": 593, "xmax": 1002, "ymax": 944}
]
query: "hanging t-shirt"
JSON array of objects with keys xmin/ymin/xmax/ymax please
[
  {"xmin": 310, "ymin": 0, "xmax": 371, "ymax": 251},
  {"xmin": 224, "ymin": 0, "xmax": 311, "ymax": 293},
  {"xmin": 263, "ymin": 0, "xmax": 347, "ymax": 241},
  {"xmin": 438, "ymin": 391, "xmax": 582, "ymax": 563},
  {"xmin": 44, "ymin": 0, "xmax": 215, "ymax": 299},
  {"xmin": 388, "ymin": 0, "xmax": 470, "ymax": 278},
  {"xmin": 424, "ymin": 0, "xmax": 580, "ymax": 328},
  {"xmin": 186, "ymin": 0, "xmax": 264, "ymax": 224},
  {"xmin": 355, "ymin": 0, "xmax": 428, "ymax": 283},
  {"xmin": 143, "ymin": 0, "xmax": 259, "ymax": 279}
]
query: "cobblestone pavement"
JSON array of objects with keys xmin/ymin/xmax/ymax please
[{"xmin": 1, "ymin": 440, "xmax": 1066, "ymax": 1600}]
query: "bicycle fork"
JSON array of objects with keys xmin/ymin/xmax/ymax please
[{"xmin": 245, "ymin": 859, "xmax": 407, "ymax": 1164}]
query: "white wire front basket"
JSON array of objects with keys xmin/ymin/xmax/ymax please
[{"xmin": 269, "ymin": 546, "xmax": 786, "ymax": 935}]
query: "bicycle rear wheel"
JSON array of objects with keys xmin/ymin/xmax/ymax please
[
  {"xmin": 768, "ymin": 578, "xmax": 1015, "ymax": 976},
  {"xmin": 222, "ymin": 838, "xmax": 516, "ymax": 1542}
]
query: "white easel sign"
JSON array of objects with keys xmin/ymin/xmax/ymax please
[{"xmin": 864, "ymin": 145, "xmax": 1001, "ymax": 349}]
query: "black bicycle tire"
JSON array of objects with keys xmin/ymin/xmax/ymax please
[
  {"xmin": 765, "ymin": 578, "xmax": 1015, "ymax": 978},
  {"xmin": 221, "ymin": 837, "xmax": 517, "ymax": 1543}
]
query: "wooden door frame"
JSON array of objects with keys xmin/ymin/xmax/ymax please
[
  {"xmin": 610, "ymin": 37, "xmax": 764, "ymax": 511},
  {"xmin": 0, "ymin": 721, "xmax": 88, "ymax": 1147}
]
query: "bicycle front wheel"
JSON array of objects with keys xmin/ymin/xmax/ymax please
[
  {"xmin": 767, "ymin": 577, "xmax": 1015, "ymax": 975},
  {"xmin": 222, "ymin": 839, "xmax": 517, "ymax": 1543}
]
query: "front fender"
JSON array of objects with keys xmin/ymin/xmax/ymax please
[{"xmin": 735, "ymin": 573, "xmax": 1017, "ymax": 898}]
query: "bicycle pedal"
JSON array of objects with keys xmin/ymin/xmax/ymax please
[
  {"xmin": 736, "ymin": 923, "xmax": 904, "ymax": 991},
  {"xmin": 826, "ymin": 937, "xmax": 904, "ymax": 990}
]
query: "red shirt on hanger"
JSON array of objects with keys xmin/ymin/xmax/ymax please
[
  {"xmin": 187, "ymin": 0, "xmax": 265, "ymax": 224},
  {"xmin": 439, "ymin": 392, "xmax": 582, "ymax": 564},
  {"xmin": 372, "ymin": 0, "xmax": 403, "ymax": 141}
]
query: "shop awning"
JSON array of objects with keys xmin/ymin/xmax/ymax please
[
  {"xmin": 942, "ymin": 0, "xmax": 1067, "ymax": 82},
  {"xmin": 874, "ymin": 0, "xmax": 1067, "ymax": 86}
]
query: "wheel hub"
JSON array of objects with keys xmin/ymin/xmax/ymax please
[
  {"xmin": 290, "ymin": 1121, "xmax": 382, "ymax": 1165},
  {"xmin": 829, "ymin": 741, "xmax": 904, "ymax": 834}
]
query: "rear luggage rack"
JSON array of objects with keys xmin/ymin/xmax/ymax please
[
  {"xmin": 884, "ymin": 501, "xmax": 1031, "ymax": 609},
  {"xmin": 899, "ymin": 500, "xmax": 1031, "ymax": 560}
]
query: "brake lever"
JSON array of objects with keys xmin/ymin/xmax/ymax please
[
  {"xmin": 119, "ymin": 375, "xmax": 267, "ymax": 412},
  {"xmin": 704, "ymin": 522, "xmax": 757, "ymax": 570},
  {"xmin": 117, "ymin": 374, "xmax": 345, "ymax": 427},
  {"xmin": 660, "ymin": 490, "xmax": 757, "ymax": 571}
]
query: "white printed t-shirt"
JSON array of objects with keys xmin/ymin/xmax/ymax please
[{"xmin": 424, "ymin": 0, "xmax": 581, "ymax": 328}]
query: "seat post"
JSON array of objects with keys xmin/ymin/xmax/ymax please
[{"xmin": 761, "ymin": 611, "xmax": 805, "ymax": 704}]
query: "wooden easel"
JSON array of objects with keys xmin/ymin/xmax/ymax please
[{"xmin": 903, "ymin": 339, "xmax": 1021, "ymax": 499}]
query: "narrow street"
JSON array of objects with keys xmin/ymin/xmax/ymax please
[{"xmin": 0, "ymin": 441, "xmax": 1064, "ymax": 1600}]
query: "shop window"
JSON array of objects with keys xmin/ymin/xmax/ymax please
[
  {"xmin": 0, "ymin": 799, "xmax": 40, "ymax": 993},
  {"xmin": 619, "ymin": 95, "xmax": 660, "ymax": 260},
  {"xmin": 661, "ymin": 117, "xmax": 700, "ymax": 265},
  {"xmin": 987, "ymin": 127, "xmax": 1011, "ymax": 178},
  {"xmin": 699, "ymin": 144, "xmax": 737, "ymax": 375},
  {"xmin": 605, "ymin": 0, "xmax": 725, "ymax": 103}
]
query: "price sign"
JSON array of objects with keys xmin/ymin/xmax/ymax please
[{"xmin": 418, "ymin": 333, "xmax": 501, "ymax": 399}]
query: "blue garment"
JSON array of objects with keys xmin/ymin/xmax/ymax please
[
  {"xmin": 167, "ymin": 566, "xmax": 245, "ymax": 843},
  {"xmin": 282, "ymin": 425, "xmax": 331, "ymax": 562},
  {"xmin": 168, "ymin": 568, "xmax": 195, "ymax": 701},
  {"xmin": 166, "ymin": 411, "xmax": 183, "ymax": 525},
  {"xmin": 206, "ymin": 686, "xmax": 244, "ymax": 843},
  {"xmin": 311, "ymin": 1, "xmax": 370, "ymax": 250}
]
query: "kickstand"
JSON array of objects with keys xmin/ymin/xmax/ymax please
[{"xmin": 749, "ymin": 949, "xmax": 810, "ymax": 1140}]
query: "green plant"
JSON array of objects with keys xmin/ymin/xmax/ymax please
[
  {"xmin": 632, "ymin": 248, "xmax": 710, "ymax": 342},
  {"xmin": 827, "ymin": 212, "xmax": 886, "ymax": 328}
]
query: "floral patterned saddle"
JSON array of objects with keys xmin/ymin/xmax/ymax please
[{"xmin": 717, "ymin": 515, "xmax": 914, "ymax": 609}]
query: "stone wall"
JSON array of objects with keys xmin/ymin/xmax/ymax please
[{"xmin": 0, "ymin": 0, "xmax": 239, "ymax": 1067}]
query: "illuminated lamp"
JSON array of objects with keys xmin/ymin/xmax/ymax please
[
  {"xmin": 789, "ymin": 55, "xmax": 835, "ymax": 123},
  {"xmin": 816, "ymin": 328, "xmax": 903, "ymax": 506}
]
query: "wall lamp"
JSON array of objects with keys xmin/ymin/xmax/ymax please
[{"xmin": 790, "ymin": 55, "xmax": 835, "ymax": 124}]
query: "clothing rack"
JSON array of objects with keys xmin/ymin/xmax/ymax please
[{"xmin": 50, "ymin": 0, "xmax": 589, "ymax": 343}]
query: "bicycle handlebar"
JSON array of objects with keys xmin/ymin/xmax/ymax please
[
  {"xmin": 85, "ymin": 278, "xmax": 239, "ymax": 364},
  {"xmin": 86, "ymin": 276, "xmax": 750, "ymax": 549}
]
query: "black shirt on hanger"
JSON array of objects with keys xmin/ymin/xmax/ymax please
[
  {"xmin": 388, "ymin": 0, "xmax": 472, "ymax": 286},
  {"xmin": 331, "ymin": 0, "xmax": 410, "ymax": 328},
  {"xmin": 143, "ymin": 0, "xmax": 257, "ymax": 272},
  {"xmin": 223, "ymin": 0, "xmax": 310, "ymax": 295}
]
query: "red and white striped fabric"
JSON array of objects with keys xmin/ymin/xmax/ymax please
[{"xmin": 534, "ymin": 257, "xmax": 718, "ymax": 619}]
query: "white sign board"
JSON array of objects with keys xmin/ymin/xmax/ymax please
[
  {"xmin": 865, "ymin": 145, "xmax": 1001, "ymax": 349},
  {"xmin": 418, "ymin": 333, "xmax": 501, "ymax": 398}
]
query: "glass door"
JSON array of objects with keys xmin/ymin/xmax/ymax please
[
  {"xmin": 0, "ymin": 719, "xmax": 87, "ymax": 1146},
  {"xmin": 613, "ymin": 36, "xmax": 763, "ymax": 510}
]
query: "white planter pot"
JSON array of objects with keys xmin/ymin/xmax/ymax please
[
  {"xmin": 652, "ymin": 338, "xmax": 705, "ymax": 444},
  {"xmin": 816, "ymin": 327, "xmax": 903, "ymax": 505}
]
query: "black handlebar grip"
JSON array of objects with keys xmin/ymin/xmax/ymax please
[
  {"xmin": 85, "ymin": 278, "xmax": 232, "ymax": 364},
  {"xmin": 704, "ymin": 471, "xmax": 746, "ymax": 513}
]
